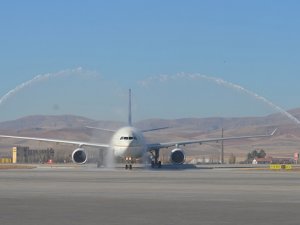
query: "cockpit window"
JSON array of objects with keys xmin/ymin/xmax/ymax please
[{"xmin": 120, "ymin": 136, "xmax": 138, "ymax": 140}]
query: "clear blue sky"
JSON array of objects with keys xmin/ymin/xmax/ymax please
[{"xmin": 0, "ymin": 0, "xmax": 300, "ymax": 122}]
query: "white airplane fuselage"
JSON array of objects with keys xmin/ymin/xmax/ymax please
[{"xmin": 110, "ymin": 126, "xmax": 146, "ymax": 159}]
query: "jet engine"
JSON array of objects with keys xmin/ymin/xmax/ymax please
[
  {"xmin": 72, "ymin": 148, "xmax": 88, "ymax": 164},
  {"xmin": 170, "ymin": 148, "xmax": 185, "ymax": 165}
]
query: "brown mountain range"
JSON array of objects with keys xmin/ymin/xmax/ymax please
[{"xmin": 0, "ymin": 109, "xmax": 300, "ymax": 162}]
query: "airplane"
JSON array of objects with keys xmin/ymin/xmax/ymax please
[{"xmin": 0, "ymin": 89, "xmax": 277, "ymax": 169}]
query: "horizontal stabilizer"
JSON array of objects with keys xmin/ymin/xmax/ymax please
[
  {"xmin": 85, "ymin": 126, "xmax": 116, "ymax": 132},
  {"xmin": 142, "ymin": 127, "xmax": 169, "ymax": 133}
]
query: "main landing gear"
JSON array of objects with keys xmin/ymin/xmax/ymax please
[
  {"xmin": 151, "ymin": 160, "xmax": 161, "ymax": 168},
  {"xmin": 150, "ymin": 149, "xmax": 162, "ymax": 168}
]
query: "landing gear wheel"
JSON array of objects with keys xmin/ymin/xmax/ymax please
[
  {"xmin": 150, "ymin": 160, "xmax": 162, "ymax": 169},
  {"xmin": 150, "ymin": 149, "xmax": 162, "ymax": 169},
  {"xmin": 151, "ymin": 161, "xmax": 155, "ymax": 168},
  {"xmin": 129, "ymin": 164, "xmax": 132, "ymax": 170},
  {"xmin": 125, "ymin": 164, "xmax": 128, "ymax": 170},
  {"xmin": 158, "ymin": 161, "xmax": 162, "ymax": 168}
]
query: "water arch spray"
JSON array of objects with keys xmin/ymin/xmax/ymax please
[{"xmin": 139, "ymin": 73, "xmax": 300, "ymax": 125}]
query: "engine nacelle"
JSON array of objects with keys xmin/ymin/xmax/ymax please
[
  {"xmin": 170, "ymin": 148, "xmax": 185, "ymax": 165},
  {"xmin": 72, "ymin": 148, "xmax": 88, "ymax": 164}
]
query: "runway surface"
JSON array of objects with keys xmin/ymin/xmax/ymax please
[{"xmin": 0, "ymin": 166, "xmax": 300, "ymax": 225}]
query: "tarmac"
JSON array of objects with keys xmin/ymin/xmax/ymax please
[{"xmin": 0, "ymin": 165, "xmax": 300, "ymax": 225}]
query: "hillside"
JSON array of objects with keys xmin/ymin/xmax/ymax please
[{"xmin": 0, "ymin": 109, "xmax": 300, "ymax": 162}]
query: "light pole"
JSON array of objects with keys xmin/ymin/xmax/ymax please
[{"xmin": 221, "ymin": 128, "xmax": 224, "ymax": 164}]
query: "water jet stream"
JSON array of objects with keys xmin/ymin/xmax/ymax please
[
  {"xmin": 0, "ymin": 67, "xmax": 96, "ymax": 107},
  {"xmin": 139, "ymin": 73, "xmax": 300, "ymax": 124}
]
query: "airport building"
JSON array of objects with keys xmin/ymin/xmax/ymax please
[{"xmin": 11, "ymin": 146, "xmax": 55, "ymax": 163}]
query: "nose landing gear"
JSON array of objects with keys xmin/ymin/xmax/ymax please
[{"xmin": 125, "ymin": 157, "xmax": 133, "ymax": 170}]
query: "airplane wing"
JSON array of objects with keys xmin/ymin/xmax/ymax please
[
  {"xmin": 0, "ymin": 134, "xmax": 110, "ymax": 148},
  {"xmin": 147, "ymin": 128, "xmax": 277, "ymax": 150}
]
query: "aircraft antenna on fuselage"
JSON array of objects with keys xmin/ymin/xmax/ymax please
[{"xmin": 128, "ymin": 89, "xmax": 132, "ymax": 126}]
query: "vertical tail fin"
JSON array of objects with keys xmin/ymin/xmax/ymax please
[{"xmin": 128, "ymin": 89, "xmax": 132, "ymax": 126}]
